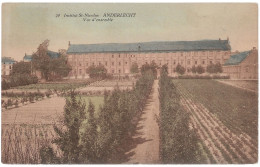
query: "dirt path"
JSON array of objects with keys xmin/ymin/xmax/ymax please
[
  {"xmin": 126, "ymin": 80, "xmax": 160, "ymax": 164},
  {"xmin": 2, "ymin": 96, "xmax": 65, "ymax": 125}
]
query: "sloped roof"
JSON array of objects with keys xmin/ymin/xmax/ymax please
[
  {"xmin": 47, "ymin": 50, "xmax": 60, "ymax": 58},
  {"xmin": 24, "ymin": 54, "xmax": 32, "ymax": 60},
  {"xmin": 2, "ymin": 57, "xmax": 16, "ymax": 64},
  {"xmin": 67, "ymin": 39, "xmax": 231, "ymax": 54},
  {"xmin": 23, "ymin": 50, "xmax": 60, "ymax": 61},
  {"xmin": 224, "ymin": 51, "xmax": 250, "ymax": 66}
]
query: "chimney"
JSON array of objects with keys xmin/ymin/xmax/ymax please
[
  {"xmin": 219, "ymin": 38, "xmax": 221, "ymax": 41},
  {"xmin": 68, "ymin": 41, "xmax": 71, "ymax": 47},
  {"xmin": 227, "ymin": 36, "xmax": 229, "ymax": 41}
]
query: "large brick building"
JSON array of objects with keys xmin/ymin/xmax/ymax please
[
  {"xmin": 223, "ymin": 48, "xmax": 258, "ymax": 79},
  {"xmin": 66, "ymin": 38, "xmax": 232, "ymax": 79}
]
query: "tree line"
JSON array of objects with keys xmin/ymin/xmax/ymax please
[
  {"xmin": 176, "ymin": 62, "xmax": 223, "ymax": 75},
  {"xmin": 159, "ymin": 64, "xmax": 202, "ymax": 163},
  {"xmin": 40, "ymin": 65, "xmax": 156, "ymax": 164}
]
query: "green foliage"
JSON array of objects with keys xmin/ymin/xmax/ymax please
[
  {"xmin": 159, "ymin": 68, "xmax": 201, "ymax": 163},
  {"xmin": 51, "ymin": 90, "xmax": 86, "ymax": 163},
  {"xmin": 86, "ymin": 65, "xmax": 107, "ymax": 79},
  {"xmin": 140, "ymin": 61, "xmax": 157, "ymax": 77},
  {"xmin": 49, "ymin": 55, "xmax": 72, "ymax": 80},
  {"xmin": 79, "ymin": 101, "xmax": 99, "ymax": 163},
  {"xmin": 32, "ymin": 40, "xmax": 71, "ymax": 81},
  {"xmin": 40, "ymin": 147, "xmax": 60, "ymax": 164},
  {"xmin": 11, "ymin": 61, "xmax": 31, "ymax": 75},
  {"xmin": 196, "ymin": 65, "xmax": 205, "ymax": 74},
  {"xmin": 2, "ymin": 80, "xmax": 10, "ymax": 90},
  {"xmin": 130, "ymin": 62, "xmax": 139, "ymax": 74},
  {"xmin": 206, "ymin": 62, "xmax": 223, "ymax": 73},
  {"xmin": 41, "ymin": 69, "xmax": 154, "ymax": 164},
  {"xmin": 191, "ymin": 65, "xmax": 197, "ymax": 74},
  {"xmin": 9, "ymin": 74, "xmax": 38, "ymax": 87},
  {"xmin": 175, "ymin": 64, "xmax": 186, "ymax": 75}
]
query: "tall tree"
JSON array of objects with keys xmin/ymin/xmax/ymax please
[{"xmin": 32, "ymin": 40, "xmax": 71, "ymax": 81}]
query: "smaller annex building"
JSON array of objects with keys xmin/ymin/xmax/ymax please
[
  {"xmin": 223, "ymin": 47, "xmax": 258, "ymax": 79},
  {"xmin": 2, "ymin": 57, "xmax": 16, "ymax": 76}
]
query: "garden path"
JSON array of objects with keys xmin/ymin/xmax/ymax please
[{"xmin": 126, "ymin": 79, "xmax": 160, "ymax": 164}]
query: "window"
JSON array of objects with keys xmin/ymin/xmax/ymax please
[
  {"xmin": 195, "ymin": 61, "xmax": 197, "ymax": 65},
  {"xmin": 173, "ymin": 61, "xmax": 176, "ymax": 65},
  {"xmin": 112, "ymin": 62, "xmax": 114, "ymax": 66},
  {"xmin": 119, "ymin": 62, "xmax": 121, "ymax": 66},
  {"xmin": 105, "ymin": 61, "xmax": 107, "ymax": 66},
  {"xmin": 79, "ymin": 69, "xmax": 82, "ymax": 75},
  {"xmin": 92, "ymin": 62, "xmax": 95, "ymax": 65},
  {"xmin": 119, "ymin": 69, "xmax": 121, "ymax": 73},
  {"xmin": 119, "ymin": 54, "xmax": 120, "ymax": 58},
  {"xmin": 86, "ymin": 62, "xmax": 88, "ymax": 66},
  {"xmin": 125, "ymin": 62, "xmax": 128, "ymax": 65},
  {"xmin": 210, "ymin": 61, "xmax": 212, "ymax": 64},
  {"xmin": 112, "ymin": 69, "xmax": 114, "ymax": 73},
  {"xmin": 9, "ymin": 66, "xmax": 12, "ymax": 70},
  {"xmin": 246, "ymin": 67, "xmax": 249, "ymax": 72},
  {"xmin": 202, "ymin": 60, "xmax": 205, "ymax": 64},
  {"xmin": 79, "ymin": 63, "xmax": 81, "ymax": 66},
  {"xmin": 99, "ymin": 62, "xmax": 101, "ymax": 65},
  {"xmin": 187, "ymin": 60, "xmax": 190, "ymax": 65},
  {"xmin": 181, "ymin": 60, "xmax": 183, "ymax": 65},
  {"xmin": 112, "ymin": 55, "xmax": 114, "ymax": 58}
]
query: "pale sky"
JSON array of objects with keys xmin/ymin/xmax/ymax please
[{"xmin": 2, "ymin": 3, "xmax": 258, "ymax": 61}]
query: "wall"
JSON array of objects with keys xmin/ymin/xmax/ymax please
[{"xmin": 67, "ymin": 50, "xmax": 231, "ymax": 79}]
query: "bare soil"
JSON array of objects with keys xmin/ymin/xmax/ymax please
[
  {"xmin": 2, "ymin": 96, "xmax": 65, "ymax": 125},
  {"xmin": 178, "ymin": 85, "xmax": 257, "ymax": 164}
]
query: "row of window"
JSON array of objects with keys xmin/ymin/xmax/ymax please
[
  {"xmin": 70, "ymin": 59, "xmax": 223, "ymax": 67},
  {"xmin": 73, "ymin": 68, "xmax": 125, "ymax": 75},
  {"xmin": 72, "ymin": 61, "xmax": 130, "ymax": 66},
  {"xmin": 2, "ymin": 65, "xmax": 12, "ymax": 69},
  {"xmin": 69, "ymin": 51, "xmax": 229, "ymax": 59}
]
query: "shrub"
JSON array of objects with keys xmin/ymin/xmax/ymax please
[
  {"xmin": 159, "ymin": 65, "xmax": 201, "ymax": 163},
  {"xmin": 196, "ymin": 65, "xmax": 205, "ymax": 74},
  {"xmin": 175, "ymin": 64, "xmax": 186, "ymax": 75},
  {"xmin": 206, "ymin": 62, "xmax": 223, "ymax": 73},
  {"xmin": 2, "ymin": 80, "xmax": 10, "ymax": 90},
  {"xmin": 7, "ymin": 99, "xmax": 12, "ymax": 107}
]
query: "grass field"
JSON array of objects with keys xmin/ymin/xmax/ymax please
[
  {"xmin": 77, "ymin": 95, "xmax": 104, "ymax": 113},
  {"xmin": 173, "ymin": 79, "xmax": 258, "ymax": 140},
  {"xmin": 173, "ymin": 79, "xmax": 258, "ymax": 163}
]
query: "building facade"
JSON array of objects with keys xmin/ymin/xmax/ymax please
[
  {"xmin": 223, "ymin": 48, "xmax": 258, "ymax": 79},
  {"xmin": 1, "ymin": 57, "xmax": 16, "ymax": 76},
  {"xmin": 66, "ymin": 39, "xmax": 232, "ymax": 79}
]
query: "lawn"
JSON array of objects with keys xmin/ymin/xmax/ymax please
[
  {"xmin": 80, "ymin": 95, "xmax": 104, "ymax": 110},
  {"xmin": 172, "ymin": 79, "xmax": 258, "ymax": 141}
]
